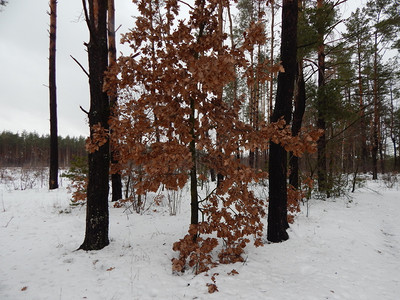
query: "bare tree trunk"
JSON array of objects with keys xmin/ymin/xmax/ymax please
[
  {"xmin": 107, "ymin": 0, "xmax": 122, "ymax": 202},
  {"xmin": 49, "ymin": 0, "xmax": 58, "ymax": 190},
  {"xmin": 189, "ymin": 96, "xmax": 198, "ymax": 240},
  {"xmin": 357, "ymin": 42, "xmax": 368, "ymax": 173},
  {"xmin": 80, "ymin": 0, "xmax": 110, "ymax": 251},
  {"xmin": 188, "ymin": 2, "xmax": 206, "ymax": 239},
  {"xmin": 268, "ymin": 1, "xmax": 275, "ymax": 120},
  {"xmin": 379, "ymin": 139, "xmax": 385, "ymax": 174},
  {"xmin": 249, "ymin": 47, "xmax": 255, "ymax": 168},
  {"xmin": 267, "ymin": 0, "xmax": 298, "ymax": 243},
  {"xmin": 389, "ymin": 82, "xmax": 397, "ymax": 170},
  {"xmin": 289, "ymin": 60, "xmax": 306, "ymax": 189},
  {"xmin": 227, "ymin": 1, "xmax": 237, "ymax": 103},
  {"xmin": 372, "ymin": 31, "xmax": 379, "ymax": 180},
  {"xmin": 316, "ymin": 0, "xmax": 327, "ymax": 195}
]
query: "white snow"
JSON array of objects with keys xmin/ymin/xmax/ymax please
[{"xmin": 1, "ymin": 170, "xmax": 399, "ymax": 299}]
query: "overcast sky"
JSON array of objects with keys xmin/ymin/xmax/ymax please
[
  {"xmin": 0, "ymin": 0, "xmax": 363, "ymax": 138},
  {"xmin": 0, "ymin": 0, "xmax": 134, "ymax": 137}
]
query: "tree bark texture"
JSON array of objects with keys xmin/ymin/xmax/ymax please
[
  {"xmin": 372, "ymin": 31, "xmax": 379, "ymax": 180},
  {"xmin": 189, "ymin": 96, "xmax": 198, "ymax": 242},
  {"xmin": 107, "ymin": 0, "xmax": 122, "ymax": 202},
  {"xmin": 267, "ymin": 0, "xmax": 298, "ymax": 243},
  {"xmin": 316, "ymin": 0, "xmax": 327, "ymax": 194},
  {"xmin": 289, "ymin": 61, "xmax": 306, "ymax": 189},
  {"xmin": 80, "ymin": 0, "xmax": 110, "ymax": 251},
  {"xmin": 49, "ymin": 0, "xmax": 59, "ymax": 190},
  {"xmin": 268, "ymin": 2, "xmax": 275, "ymax": 119},
  {"xmin": 357, "ymin": 42, "xmax": 368, "ymax": 173}
]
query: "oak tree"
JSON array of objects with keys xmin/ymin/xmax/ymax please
[
  {"xmin": 267, "ymin": 0, "xmax": 298, "ymax": 243},
  {"xmin": 106, "ymin": 0, "xmax": 319, "ymax": 273}
]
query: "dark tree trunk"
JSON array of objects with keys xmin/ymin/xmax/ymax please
[
  {"xmin": 372, "ymin": 31, "xmax": 379, "ymax": 180},
  {"xmin": 111, "ymin": 172, "xmax": 122, "ymax": 201},
  {"xmin": 189, "ymin": 96, "xmax": 198, "ymax": 241},
  {"xmin": 107, "ymin": 0, "xmax": 122, "ymax": 202},
  {"xmin": 289, "ymin": 61, "xmax": 306, "ymax": 189},
  {"xmin": 80, "ymin": 0, "xmax": 110, "ymax": 251},
  {"xmin": 249, "ymin": 150, "xmax": 255, "ymax": 168},
  {"xmin": 268, "ymin": 2, "xmax": 275, "ymax": 120},
  {"xmin": 379, "ymin": 139, "xmax": 385, "ymax": 174},
  {"xmin": 393, "ymin": 138, "xmax": 397, "ymax": 170},
  {"xmin": 316, "ymin": 0, "xmax": 327, "ymax": 195},
  {"xmin": 210, "ymin": 168, "xmax": 216, "ymax": 182},
  {"xmin": 49, "ymin": 0, "xmax": 58, "ymax": 190},
  {"xmin": 389, "ymin": 83, "xmax": 397, "ymax": 171},
  {"xmin": 267, "ymin": 0, "xmax": 298, "ymax": 243},
  {"xmin": 357, "ymin": 42, "xmax": 368, "ymax": 173},
  {"xmin": 188, "ymin": 2, "xmax": 208, "ymax": 241}
]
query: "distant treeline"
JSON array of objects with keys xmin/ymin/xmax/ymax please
[{"xmin": 0, "ymin": 131, "xmax": 86, "ymax": 167}]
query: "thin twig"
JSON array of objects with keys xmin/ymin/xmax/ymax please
[
  {"xmin": 4, "ymin": 216, "xmax": 14, "ymax": 228},
  {"xmin": 177, "ymin": 0, "xmax": 194, "ymax": 10},
  {"xmin": 80, "ymin": 105, "xmax": 89, "ymax": 115},
  {"xmin": 198, "ymin": 187, "xmax": 217, "ymax": 203},
  {"xmin": 70, "ymin": 55, "xmax": 89, "ymax": 77}
]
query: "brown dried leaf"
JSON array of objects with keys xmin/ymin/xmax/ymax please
[
  {"xmin": 207, "ymin": 283, "xmax": 219, "ymax": 294},
  {"xmin": 228, "ymin": 269, "xmax": 239, "ymax": 275}
]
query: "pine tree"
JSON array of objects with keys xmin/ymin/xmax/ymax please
[
  {"xmin": 310, "ymin": 0, "xmax": 344, "ymax": 196},
  {"xmin": 345, "ymin": 8, "xmax": 370, "ymax": 173},
  {"xmin": 79, "ymin": 0, "xmax": 110, "ymax": 251},
  {"xmin": 288, "ymin": 0, "xmax": 313, "ymax": 190},
  {"xmin": 235, "ymin": 0, "xmax": 268, "ymax": 168},
  {"xmin": 107, "ymin": 0, "xmax": 123, "ymax": 202},
  {"xmin": 316, "ymin": 0, "xmax": 328, "ymax": 195},
  {"xmin": 48, "ymin": 0, "xmax": 58, "ymax": 190},
  {"xmin": 365, "ymin": 0, "xmax": 399, "ymax": 179}
]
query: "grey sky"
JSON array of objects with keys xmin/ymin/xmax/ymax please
[
  {"xmin": 0, "ymin": 0, "xmax": 362, "ymax": 138},
  {"xmin": 0, "ymin": 0, "xmax": 133, "ymax": 137}
]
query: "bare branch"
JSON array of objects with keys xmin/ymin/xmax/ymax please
[
  {"xmin": 82, "ymin": 0, "xmax": 92, "ymax": 34},
  {"xmin": 333, "ymin": 0, "xmax": 347, "ymax": 8},
  {"xmin": 4, "ymin": 217, "xmax": 14, "ymax": 228},
  {"xmin": 177, "ymin": 0, "xmax": 194, "ymax": 10},
  {"xmin": 70, "ymin": 55, "xmax": 89, "ymax": 77},
  {"xmin": 80, "ymin": 105, "xmax": 89, "ymax": 115}
]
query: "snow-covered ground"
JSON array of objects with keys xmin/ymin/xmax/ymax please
[{"xmin": 1, "ymin": 169, "xmax": 399, "ymax": 299}]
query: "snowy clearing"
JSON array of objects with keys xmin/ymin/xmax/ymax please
[{"xmin": 1, "ymin": 173, "xmax": 400, "ymax": 300}]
